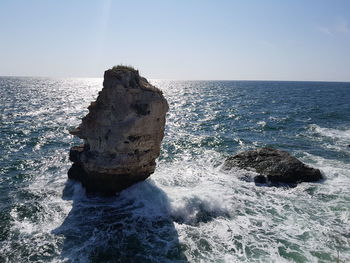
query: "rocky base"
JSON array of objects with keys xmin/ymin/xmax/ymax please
[
  {"xmin": 68, "ymin": 163, "xmax": 150, "ymax": 194},
  {"xmin": 68, "ymin": 145, "xmax": 151, "ymax": 194},
  {"xmin": 223, "ymin": 148, "xmax": 323, "ymax": 186}
]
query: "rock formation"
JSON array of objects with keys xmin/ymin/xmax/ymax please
[
  {"xmin": 68, "ymin": 66, "xmax": 169, "ymax": 194},
  {"xmin": 223, "ymin": 148, "xmax": 323, "ymax": 186}
]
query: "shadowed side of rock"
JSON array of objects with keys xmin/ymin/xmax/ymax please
[{"xmin": 68, "ymin": 66, "xmax": 169, "ymax": 194}]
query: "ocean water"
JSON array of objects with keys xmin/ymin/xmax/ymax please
[{"xmin": 0, "ymin": 77, "xmax": 349, "ymax": 263}]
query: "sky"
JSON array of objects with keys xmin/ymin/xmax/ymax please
[{"xmin": 0, "ymin": 0, "xmax": 350, "ymax": 81}]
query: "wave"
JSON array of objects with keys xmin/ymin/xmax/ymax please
[{"xmin": 310, "ymin": 124, "xmax": 350, "ymax": 141}]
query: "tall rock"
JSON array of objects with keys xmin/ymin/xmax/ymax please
[{"xmin": 68, "ymin": 66, "xmax": 169, "ymax": 194}]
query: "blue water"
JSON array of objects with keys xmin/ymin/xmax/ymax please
[{"xmin": 0, "ymin": 77, "xmax": 349, "ymax": 262}]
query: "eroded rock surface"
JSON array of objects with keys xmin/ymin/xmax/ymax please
[
  {"xmin": 223, "ymin": 148, "xmax": 323, "ymax": 186},
  {"xmin": 68, "ymin": 66, "xmax": 169, "ymax": 193}
]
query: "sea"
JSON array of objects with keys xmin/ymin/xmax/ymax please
[{"xmin": 0, "ymin": 77, "xmax": 349, "ymax": 263}]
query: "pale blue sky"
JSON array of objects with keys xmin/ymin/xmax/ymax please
[{"xmin": 1, "ymin": 0, "xmax": 350, "ymax": 81}]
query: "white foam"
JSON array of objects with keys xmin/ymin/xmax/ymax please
[
  {"xmin": 4, "ymin": 137, "xmax": 350, "ymax": 263},
  {"xmin": 310, "ymin": 124, "xmax": 350, "ymax": 141},
  {"xmin": 152, "ymin": 149, "xmax": 350, "ymax": 262},
  {"xmin": 257, "ymin": 121, "xmax": 266, "ymax": 127}
]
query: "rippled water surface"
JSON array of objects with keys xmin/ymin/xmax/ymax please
[{"xmin": 0, "ymin": 77, "xmax": 349, "ymax": 263}]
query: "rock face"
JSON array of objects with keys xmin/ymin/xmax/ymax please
[
  {"xmin": 68, "ymin": 66, "xmax": 169, "ymax": 194},
  {"xmin": 223, "ymin": 148, "xmax": 323, "ymax": 186}
]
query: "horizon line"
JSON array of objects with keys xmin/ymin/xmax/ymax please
[{"xmin": 1, "ymin": 74, "xmax": 350, "ymax": 84}]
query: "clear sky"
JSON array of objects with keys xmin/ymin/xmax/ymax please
[{"xmin": 1, "ymin": 0, "xmax": 350, "ymax": 81}]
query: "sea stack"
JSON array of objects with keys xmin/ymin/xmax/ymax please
[{"xmin": 68, "ymin": 66, "xmax": 169, "ymax": 194}]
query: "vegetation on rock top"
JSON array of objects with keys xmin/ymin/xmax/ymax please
[{"xmin": 111, "ymin": 65, "xmax": 138, "ymax": 73}]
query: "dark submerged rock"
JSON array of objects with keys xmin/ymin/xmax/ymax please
[
  {"xmin": 223, "ymin": 148, "xmax": 323, "ymax": 186},
  {"xmin": 254, "ymin": 175, "xmax": 267, "ymax": 184}
]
